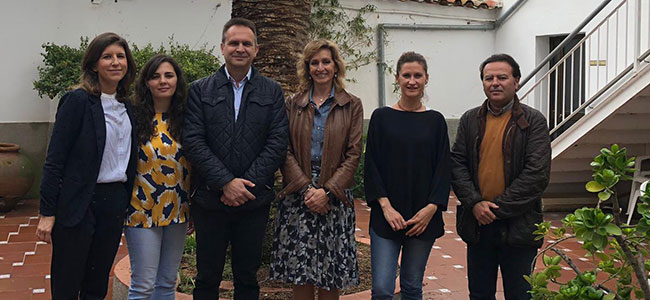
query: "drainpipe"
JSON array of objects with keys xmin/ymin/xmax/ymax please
[{"xmin": 376, "ymin": 0, "xmax": 528, "ymax": 107}]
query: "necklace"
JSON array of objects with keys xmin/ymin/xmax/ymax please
[
  {"xmin": 314, "ymin": 94, "xmax": 328, "ymax": 104},
  {"xmin": 397, "ymin": 100, "xmax": 423, "ymax": 112}
]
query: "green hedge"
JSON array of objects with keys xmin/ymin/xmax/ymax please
[{"xmin": 33, "ymin": 37, "xmax": 221, "ymax": 99}]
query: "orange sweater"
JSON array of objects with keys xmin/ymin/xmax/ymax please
[{"xmin": 478, "ymin": 110, "xmax": 512, "ymax": 202}]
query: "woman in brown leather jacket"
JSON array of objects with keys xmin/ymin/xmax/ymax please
[{"xmin": 270, "ymin": 39, "xmax": 364, "ymax": 300}]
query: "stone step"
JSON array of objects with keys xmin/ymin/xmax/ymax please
[{"xmin": 543, "ymin": 197, "xmax": 599, "ymax": 212}]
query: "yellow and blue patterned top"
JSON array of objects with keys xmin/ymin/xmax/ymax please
[{"xmin": 126, "ymin": 113, "xmax": 190, "ymax": 228}]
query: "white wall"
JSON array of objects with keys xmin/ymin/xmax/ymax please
[
  {"xmin": 495, "ymin": 0, "xmax": 650, "ymax": 122},
  {"xmin": 342, "ymin": 0, "xmax": 497, "ymax": 118},
  {"xmin": 495, "ymin": 0, "xmax": 622, "ymax": 95},
  {"xmin": 0, "ymin": 0, "xmax": 230, "ymax": 123},
  {"xmin": 2, "ymin": 0, "xmax": 623, "ymax": 122}
]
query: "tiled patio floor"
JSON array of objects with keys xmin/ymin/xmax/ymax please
[
  {"xmin": 351, "ymin": 195, "xmax": 588, "ymax": 300},
  {"xmin": 0, "ymin": 198, "xmax": 128, "ymax": 300},
  {"xmin": 1, "ymin": 196, "xmax": 590, "ymax": 300}
]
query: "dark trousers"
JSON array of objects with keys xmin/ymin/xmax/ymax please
[
  {"xmin": 50, "ymin": 182, "xmax": 128, "ymax": 300},
  {"xmin": 192, "ymin": 204, "xmax": 270, "ymax": 300},
  {"xmin": 467, "ymin": 220, "xmax": 537, "ymax": 300}
]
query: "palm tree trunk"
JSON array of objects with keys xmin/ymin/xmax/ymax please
[{"xmin": 232, "ymin": 0, "xmax": 312, "ymax": 95}]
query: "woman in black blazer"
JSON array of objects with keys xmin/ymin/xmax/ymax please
[{"xmin": 36, "ymin": 32, "xmax": 138, "ymax": 300}]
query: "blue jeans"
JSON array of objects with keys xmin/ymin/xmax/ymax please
[
  {"xmin": 124, "ymin": 222, "xmax": 188, "ymax": 300},
  {"xmin": 370, "ymin": 228, "xmax": 435, "ymax": 300}
]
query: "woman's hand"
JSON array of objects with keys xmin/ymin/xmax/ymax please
[
  {"xmin": 378, "ymin": 197, "xmax": 407, "ymax": 231},
  {"xmin": 304, "ymin": 188, "xmax": 330, "ymax": 214},
  {"xmin": 405, "ymin": 204, "xmax": 438, "ymax": 237},
  {"xmin": 35, "ymin": 215, "xmax": 56, "ymax": 243}
]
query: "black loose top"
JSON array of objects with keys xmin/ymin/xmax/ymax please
[{"xmin": 364, "ymin": 107, "xmax": 451, "ymax": 241}]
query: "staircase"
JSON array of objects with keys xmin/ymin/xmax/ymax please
[{"xmin": 518, "ymin": 0, "xmax": 650, "ymax": 211}]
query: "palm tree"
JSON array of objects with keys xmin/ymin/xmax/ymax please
[{"xmin": 232, "ymin": 0, "xmax": 312, "ymax": 95}]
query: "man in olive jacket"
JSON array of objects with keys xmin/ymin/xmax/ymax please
[
  {"xmin": 451, "ymin": 54, "xmax": 551, "ymax": 300},
  {"xmin": 183, "ymin": 18, "xmax": 288, "ymax": 300}
]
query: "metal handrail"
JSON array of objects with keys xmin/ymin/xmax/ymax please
[
  {"xmin": 546, "ymin": 40, "xmax": 650, "ymax": 135},
  {"xmin": 518, "ymin": 0, "xmax": 612, "ymax": 90},
  {"xmin": 548, "ymin": 64, "xmax": 632, "ymax": 135},
  {"xmin": 519, "ymin": 0, "xmax": 649, "ymax": 138},
  {"xmin": 520, "ymin": 0, "xmax": 628, "ymax": 99}
]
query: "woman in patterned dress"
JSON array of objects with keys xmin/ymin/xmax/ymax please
[
  {"xmin": 124, "ymin": 54, "xmax": 191, "ymax": 300},
  {"xmin": 270, "ymin": 39, "xmax": 363, "ymax": 300}
]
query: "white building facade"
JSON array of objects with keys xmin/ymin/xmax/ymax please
[{"xmin": 0, "ymin": 0, "xmax": 635, "ymax": 199}]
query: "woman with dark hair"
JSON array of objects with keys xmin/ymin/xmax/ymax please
[
  {"xmin": 124, "ymin": 54, "xmax": 191, "ymax": 300},
  {"xmin": 36, "ymin": 32, "xmax": 138, "ymax": 299},
  {"xmin": 270, "ymin": 39, "xmax": 363, "ymax": 300},
  {"xmin": 364, "ymin": 51, "xmax": 451, "ymax": 300}
]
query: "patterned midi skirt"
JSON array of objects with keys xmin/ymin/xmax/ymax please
[{"xmin": 270, "ymin": 169, "xmax": 359, "ymax": 290}]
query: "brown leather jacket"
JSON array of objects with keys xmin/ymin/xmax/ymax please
[{"xmin": 276, "ymin": 88, "xmax": 364, "ymax": 207}]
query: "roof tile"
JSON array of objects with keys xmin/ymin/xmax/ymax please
[{"xmin": 398, "ymin": 0, "xmax": 502, "ymax": 9}]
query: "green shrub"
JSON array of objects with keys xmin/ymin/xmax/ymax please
[
  {"xmin": 33, "ymin": 37, "xmax": 88, "ymax": 99},
  {"xmin": 528, "ymin": 144, "xmax": 650, "ymax": 299},
  {"xmin": 184, "ymin": 232, "xmax": 196, "ymax": 254},
  {"xmin": 33, "ymin": 37, "xmax": 221, "ymax": 99}
]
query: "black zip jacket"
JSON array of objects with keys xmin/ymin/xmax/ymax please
[{"xmin": 183, "ymin": 66, "xmax": 288, "ymax": 212}]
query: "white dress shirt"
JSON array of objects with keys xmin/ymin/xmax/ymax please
[
  {"xmin": 224, "ymin": 67, "xmax": 252, "ymax": 121},
  {"xmin": 96, "ymin": 92, "xmax": 132, "ymax": 183}
]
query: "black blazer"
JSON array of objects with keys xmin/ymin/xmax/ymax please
[{"xmin": 40, "ymin": 89, "xmax": 137, "ymax": 227}]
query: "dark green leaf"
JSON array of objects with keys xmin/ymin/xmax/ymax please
[
  {"xmin": 592, "ymin": 234, "xmax": 607, "ymax": 250},
  {"xmin": 603, "ymin": 223, "xmax": 622, "ymax": 235}
]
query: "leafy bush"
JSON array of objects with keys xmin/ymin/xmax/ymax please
[
  {"xmin": 33, "ymin": 37, "xmax": 89, "ymax": 99},
  {"xmin": 528, "ymin": 144, "xmax": 650, "ymax": 300},
  {"xmin": 33, "ymin": 37, "xmax": 221, "ymax": 99},
  {"xmin": 184, "ymin": 232, "xmax": 196, "ymax": 254}
]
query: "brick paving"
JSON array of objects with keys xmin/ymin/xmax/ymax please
[
  {"xmin": 349, "ymin": 195, "xmax": 585, "ymax": 300},
  {"xmin": 1, "ymin": 196, "xmax": 589, "ymax": 300},
  {"xmin": 0, "ymin": 198, "xmax": 127, "ymax": 300}
]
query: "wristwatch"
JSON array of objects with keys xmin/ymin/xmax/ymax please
[
  {"xmin": 324, "ymin": 188, "xmax": 336, "ymax": 201},
  {"xmin": 300, "ymin": 184, "xmax": 314, "ymax": 197}
]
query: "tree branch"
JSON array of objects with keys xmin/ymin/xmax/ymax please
[
  {"xmin": 550, "ymin": 247, "xmax": 581, "ymax": 275},
  {"xmin": 548, "ymin": 246, "xmax": 623, "ymax": 300},
  {"xmin": 530, "ymin": 235, "xmax": 575, "ymax": 274},
  {"xmin": 598, "ymin": 268, "xmax": 626, "ymax": 300},
  {"xmin": 611, "ymin": 192, "xmax": 650, "ymax": 299}
]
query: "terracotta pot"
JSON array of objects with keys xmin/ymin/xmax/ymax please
[{"xmin": 0, "ymin": 143, "xmax": 35, "ymax": 212}]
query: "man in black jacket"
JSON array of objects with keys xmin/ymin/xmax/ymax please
[
  {"xmin": 183, "ymin": 18, "xmax": 288, "ymax": 300},
  {"xmin": 451, "ymin": 54, "xmax": 551, "ymax": 300}
]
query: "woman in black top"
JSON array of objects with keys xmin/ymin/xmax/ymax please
[
  {"xmin": 364, "ymin": 52, "xmax": 450, "ymax": 300},
  {"xmin": 36, "ymin": 32, "xmax": 137, "ymax": 300}
]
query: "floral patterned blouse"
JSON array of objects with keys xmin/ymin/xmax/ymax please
[{"xmin": 126, "ymin": 113, "xmax": 190, "ymax": 228}]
